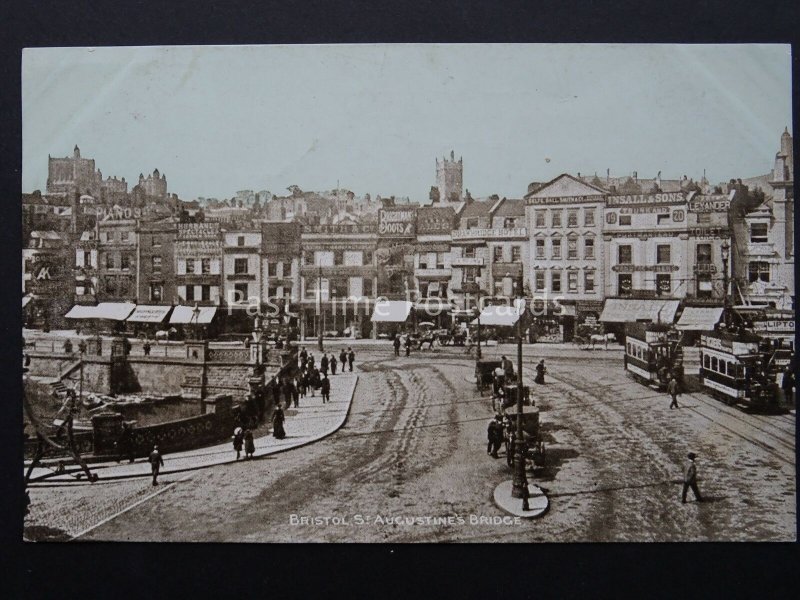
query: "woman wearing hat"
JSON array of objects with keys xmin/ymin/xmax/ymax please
[
  {"xmin": 232, "ymin": 427, "xmax": 244, "ymax": 460},
  {"xmin": 243, "ymin": 428, "xmax": 255, "ymax": 459}
]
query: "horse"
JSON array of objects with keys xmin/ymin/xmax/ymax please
[
  {"xmin": 588, "ymin": 333, "xmax": 615, "ymax": 349},
  {"xmin": 155, "ymin": 327, "xmax": 178, "ymax": 342}
]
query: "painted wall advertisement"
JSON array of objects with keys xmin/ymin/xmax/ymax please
[{"xmin": 378, "ymin": 208, "xmax": 417, "ymax": 237}]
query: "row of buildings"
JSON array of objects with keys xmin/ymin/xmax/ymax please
[{"xmin": 23, "ymin": 131, "xmax": 794, "ymax": 340}]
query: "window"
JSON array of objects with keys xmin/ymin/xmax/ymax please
[
  {"xmin": 83, "ymin": 251, "xmax": 92, "ymax": 267},
  {"xmin": 697, "ymin": 274, "xmax": 712, "ymax": 298},
  {"xmin": 334, "ymin": 250, "xmax": 344, "ymax": 265},
  {"xmin": 703, "ymin": 354, "xmax": 710, "ymax": 369},
  {"xmin": 234, "ymin": 258, "xmax": 248, "ymax": 274},
  {"xmin": 152, "ymin": 256, "xmax": 162, "ymax": 273},
  {"xmin": 551, "ymin": 238, "xmax": 562, "ymax": 259},
  {"xmin": 268, "ymin": 262, "xmax": 278, "ymax": 277},
  {"xmin": 697, "ymin": 212, "xmax": 711, "ymax": 224},
  {"xmin": 711, "ymin": 356, "xmax": 718, "ymax": 372},
  {"xmin": 462, "ymin": 267, "xmax": 479, "ymax": 283},
  {"xmin": 493, "ymin": 279, "xmax": 504, "ymax": 296},
  {"xmin": 584, "ymin": 237, "xmax": 595, "ymax": 259},
  {"xmin": 464, "ymin": 246, "xmax": 476, "ymax": 259},
  {"xmin": 551, "ymin": 271, "xmax": 562, "ymax": 293},
  {"xmin": 493, "ymin": 247, "xmax": 504, "ymax": 263},
  {"xmin": 618, "ymin": 245, "xmax": 632, "ymax": 264},
  {"xmin": 437, "ymin": 252, "xmax": 447, "ymax": 269},
  {"xmin": 152, "ymin": 236, "xmax": 161, "ymax": 248},
  {"xmin": 363, "ymin": 250, "xmax": 373, "ymax": 265},
  {"xmin": 748, "ymin": 261, "xmax": 770, "ymax": 283},
  {"xmin": 535, "ymin": 239, "xmax": 545, "ymax": 259},
  {"xmin": 619, "ymin": 215, "xmax": 632, "ymax": 226},
  {"xmin": 567, "ymin": 237, "xmax": 578, "ymax": 259},
  {"xmin": 657, "ymin": 245, "xmax": 671, "ymax": 264},
  {"xmin": 99, "ymin": 231, "xmax": 108, "ymax": 243},
  {"xmin": 551, "ymin": 210, "xmax": 562, "ymax": 228},
  {"xmin": 656, "ymin": 214, "xmax": 670, "ymax": 225},
  {"xmin": 535, "ymin": 271, "xmax": 545, "ymax": 291},
  {"xmin": 750, "ymin": 223, "xmax": 768, "ymax": 243},
  {"xmin": 201, "ymin": 258, "xmax": 211, "ymax": 274},
  {"xmin": 331, "ymin": 278, "xmax": 348, "ymax": 297},
  {"xmin": 618, "ymin": 274, "xmax": 632, "ymax": 295},
  {"xmin": 584, "ymin": 209, "xmax": 595, "ymax": 226},
  {"xmin": 105, "ymin": 253, "xmax": 115, "ymax": 269},
  {"xmin": 535, "ymin": 210, "xmax": 546, "ymax": 228},
  {"xmin": 504, "ymin": 217, "xmax": 517, "ymax": 229},
  {"xmin": 150, "ymin": 283, "xmax": 162, "ymax": 302},
  {"xmin": 697, "ymin": 244, "xmax": 712, "ymax": 264},
  {"xmin": 237, "ymin": 235, "xmax": 245, "ymax": 247},
  {"xmin": 584, "ymin": 271, "xmax": 595, "ymax": 293},
  {"xmin": 233, "ymin": 283, "xmax": 248, "ymax": 302},
  {"xmin": 567, "ymin": 211, "xmax": 578, "ymax": 227},
  {"xmin": 304, "ymin": 250, "xmax": 314, "ymax": 265},
  {"xmin": 656, "ymin": 274, "xmax": 671, "ymax": 296},
  {"xmin": 121, "ymin": 254, "xmax": 131, "ymax": 270},
  {"xmin": 104, "ymin": 277, "xmax": 117, "ymax": 295},
  {"xmin": 466, "ymin": 217, "xmax": 479, "ymax": 229},
  {"xmin": 511, "ymin": 246, "xmax": 522, "ymax": 262},
  {"xmin": 185, "ymin": 285, "xmax": 195, "ymax": 302},
  {"xmin": 568, "ymin": 271, "xmax": 578, "ymax": 292},
  {"xmin": 186, "ymin": 258, "xmax": 195, "ymax": 274}
]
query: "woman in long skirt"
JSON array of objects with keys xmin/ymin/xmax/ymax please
[
  {"xmin": 232, "ymin": 426, "xmax": 244, "ymax": 460},
  {"xmin": 243, "ymin": 428, "xmax": 255, "ymax": 459},
  {"xmin": 272, "ymin": 406, "xmax": 286, "ymax": 439}
]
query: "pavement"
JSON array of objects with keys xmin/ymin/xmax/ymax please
[
  {"xmin": 25, "ymin": 372, "xmax": 358, "ymax": 485},
  {"xmin": 493, "ymin": 480, "xmax": 549, "ymax": 518}
]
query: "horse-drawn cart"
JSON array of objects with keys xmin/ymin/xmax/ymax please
[
  {"xmin": 475, "ymin": 359, "xmax": 502, "ymax": 395},
  {"xmin": 503, "ymin": 405, "xmax": 546, "ymax": 468}
]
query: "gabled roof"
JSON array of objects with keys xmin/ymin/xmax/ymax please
[
  {"xmin": 459, "ymin": 199, "xmax": 494, "ymax": 219},
  {"xmin": 492, "ymin": 198, "xmax": 525, "ymax": 217},
  {"xmin": 524, "ymin": 173, "xmax": 607, "ymax": 199}
]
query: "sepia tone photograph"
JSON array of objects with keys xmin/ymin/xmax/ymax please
[{"xmin": 20, "ymin": 43, "xmax": 794, "ymax": 543}]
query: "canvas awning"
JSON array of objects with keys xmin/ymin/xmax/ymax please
[
  {"xmin": 675, "ymin": 307, "xmax": 724, "ymax": 331},
  {"xmin": 471, "ymin": 304, "xmax": 521, "ymax": 327},
  {"xmin": 415, "ymin": 297, "xmax": 454, "ymax": 313},
  {"xmin": 599, "ymin": 299, "xmax": 680, "ymax": 324},
  {"xmin": 94, "ymin": 302, "xmax": 137, "ymax": 321},
  {"xmin": 126, "ymin": 305, "xmax": 173, "ymax": 323},
  {"xmin": 371, "ymin": 300, "xmax": 413, "ymax": 323},
  {"xmin": 65, "ymin": 305, "xmax": 97, "ymax": 319},
  {"xmin": 169, "ymin": 305, "xmax": 218, "ymax": 325},
  {"xmin": 22, "ymin": 295, "xmax": 32, "ymax": 308}
]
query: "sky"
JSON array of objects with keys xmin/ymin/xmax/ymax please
[{"xmin": 22, "ymin": 44, "xmax": 792, "ymax": 201}]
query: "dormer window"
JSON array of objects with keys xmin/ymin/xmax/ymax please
[{"xmin": 750, "ymin": 223, "xmax": 768, "ymax": 243}]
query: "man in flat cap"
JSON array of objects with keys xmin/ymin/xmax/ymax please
[{"xmin": 682, "ymin": 452, "xmax": 703, "ymax": 503}]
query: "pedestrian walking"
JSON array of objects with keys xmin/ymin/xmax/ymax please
[
  {"xmin": 487, "ymin": 415, "xmax": 503, "ymax": 458},
  {"xmin": 682, "ymin": 452, "xmax": 703, "ymax": 503},
  {"xmin": 272, "ymin": 405, "xmax": 286, "ymax": 439},
  {"xmin": 299, "ymin": 371, "xmax": 308, "ymax": 398},
  {"xmin": 308, "ymin": 353, "xmax": 315, "ymax": 370},
  {"xmin": 393, "ymin": 335, "xmax": 401, "ymax": 357},
  {"xmin": 299, "ymin": 346, "xmax": 308, "ymax": 365},
  {"xmin": 534, "ymin": 360, "xmax": 547, "ymax": 384},
  {"xmin": 243, "ymin": 428, "xmax": 256, "ymax": 458},
  {"xmin": 143, "ymin": 340, "xmax": 151, "ymax": 356},
  {"xmin": 149, "ymin": 445, "xmax": 164, "ymax": 486},
  {"xmin": 330, "ymin": 353, "xmax": 338, "ymax": 375},
  {"xmin": 115, "ymin": 422, "xmax": 135, "ymax": 464},
  {"xmin": 339, "ymin": 349, "xmax": 347, "ymax": 371},
  {"xmin": 320, "ymin": 353, "xmax": 329, "ymax": 376},
  {"xmin": 347, "ymin": 347, "xmax": 355, "ymax": 372},
  {"xmin": 668, "ymin": 375, "xmax": 680, "ymax": 409},
  {"xmin": 291, "ymin": 378, "xmax": 300, "ymax": 408},
  {"xmin": 232, "ymin": 426, "xmax": 244, "ymax": 460},
  {"xmin": 321, "ymin": 374, "xmax": 331, "ymax": 403},
  {"xmin": 782, "ymin": 365, "xmax": 795, "ymax": 405},
  {"xmin": 405, "ymin": 335, "xmax": 412, "ymax": 357}
]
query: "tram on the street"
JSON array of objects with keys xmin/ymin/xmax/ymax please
[
  {"xmin": 699, "ymin": 309, "xmax": 794, "ymax": 412},
  {"xmin": 623, "ymin": 322, "xmax": 682, "ymax": 389}
]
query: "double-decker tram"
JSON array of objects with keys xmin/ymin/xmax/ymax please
[
  {"xmin": 699, "ymin": 310, "xmax": 794, "ymax": 412},
  {"xmin": 623, "ymin": 322, "xmax": 683, "ymax": 390}
]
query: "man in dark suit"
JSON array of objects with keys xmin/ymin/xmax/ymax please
[
  {"xmin": 149, "ymin": 445, "xmax": 164, "ymax": 486},
  {"xmin": 682, "ymin": 452, "xmax": 703, "ymax": 503}
]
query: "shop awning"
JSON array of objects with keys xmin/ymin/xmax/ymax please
[
  {"xmin": 471, "ymin": 304, "xmax": 521, "ymax": 327},
  {"xmin": 22, "ymin": 295, "xmax": 32, "ymax": 308},
  {"xmin": 94, "ymin": 302, "xmax": 137, "ymax": 321},
  {"xmin": 65, "ymin": 305, "xmax": 97, "ymax": 319},
  {"xmin": 371, "ymin": 300, "xmax": 413, "ymax": 323},
  {"xmin": 169, "ymin": 305, "xmax": 218, "ymax": 325},
  {"xmin": 415, "ymin": 297, "xmax": 454, "ymax": 313},
  {"xmin": 126, "ymin": 305, "xmax": 173, "ymax": 323},
  {"xmin": 675, "ymin": 307, "xmax": 724, "ymax": 331},
  {"xmin": 599, "ymin": 299, "xmax": 680, "ymax": 324}
]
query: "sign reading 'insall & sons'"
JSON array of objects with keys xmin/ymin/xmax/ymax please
[{"xmin": 606, "ymin": 192, "xmax": 685, "ymax": 207}]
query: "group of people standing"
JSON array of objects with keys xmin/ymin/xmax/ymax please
[{"xmin": 393, "ymin": 334, "xmax": 414, "ymax": 357}]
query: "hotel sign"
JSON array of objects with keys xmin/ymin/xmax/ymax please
[
  {"xmin": 606, "ymin": 192, "xmax": 685, "ymax": 207},
  {"xmin": 451, "ymin": 257, "xmax": 485, "ymax": 267},
  {"xmin": 527, "ymin": 195, "xmax": 600, "ymax": 205},
  {"xmin": 452, "ymin": 228, "xmax": 527, "ymax": 240}
]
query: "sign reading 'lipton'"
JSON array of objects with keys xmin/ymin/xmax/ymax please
[{"xmin": 378, "ymin": 208, "xmax": 416, "ymax": 237}]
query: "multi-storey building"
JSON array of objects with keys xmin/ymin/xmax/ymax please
[
  {"xmin": 23, "ymin": 230, "xmax": 72, "ymax": 328},
  {"xmin": 96, "ymin": 213, "xmax": 138, "ymax": 302},
  {"xmin": 175, "ymin": 222, "xmax": 222, "ymax": 306},
  {"xmin": 222, "ymin": 228, "xmax": 262, "ymax": 307},
  {"xmin": 137, "ymin": 217, "xmax": 178, "ymax": 304},
  {"xmin": 261, "ymin": 221, "xmax": 302, "ymax": 309},
  {"xmin": 74, "ymin": 229, "xmax": 99, "ymax": 305},
  {"xmin": 524, "ymin": 174, "xmax": 606, "ymax": 338},
  {"xmin": 684, "ymin": 191, "xmax": 734, "ymax": 304}
]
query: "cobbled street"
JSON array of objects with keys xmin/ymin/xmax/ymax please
[{"xmin": 26, "ymin": 344, "xmax": 795, "ymax": 542}]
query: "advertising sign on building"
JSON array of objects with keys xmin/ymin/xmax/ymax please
[
  {"xmin": 416, "ymin": 207, "xmax": 454, "ymax": 234},
  {"xmin": 612, "ymin": 264, "xmax": 679, "ymax": 273},
  {"xmin": 378, "ymin": 208, "xmax": 416, "ymax": 237},
  {"xmin": 688, "ymin": 195, "xmax": 731, "ymax": 213},
  {"xmin": 606, "ymin": 192, "xmax": 685, "ymax": 207},
  {"xmin": 177, "ymin": 222, "xmax": 220, "ymax": 240}
]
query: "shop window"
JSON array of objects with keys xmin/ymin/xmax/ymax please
[
  {"xmin": 152, "ymin": 256, "xmax": 162, "ymax": 273},
  {"xmin": 535, "ymin": 239, "xmax": 545, "ymax": 259},
  {"xmin": 567, "ymin": 211, "xmax": 578, "ymax": 227},
  {"xmin": 618, "ymin": 245, "xmax": 632, "ymax": 264},
  {"xmin": 748, "ymin": 261, "xmax": 770, "ymax": 283},
  {"xmin": 696, "ymin": 244, "xmax": 712, "ymax": 264},
  {"xmin": 551, "ymin": 210, "xmax": 562, "ymax": 228},
  {"xmin": 551, "ymin": 271, "xmax": 562, "ymax": 293},
  {"xmin": 511, "ymin": 246, "xmax": 522, "ymax": 262},
  {"xmin": 201, "ymin": 258, "xmax": 211, "ymax": 274},
  {"xmin": 493, "ymin": 247, "xmax": 504, "ymax": 263},
  {"xmin": 657, "ymin": 245, "xmax": 671, "ymax": 264},
  {"xmin": 618, "ymin": 274, "xmax": 632, "ymax": 295},
  {"xmin": 584, "ymin": 209, "xmax": 595, "ymax": 226},
  {"xmin": 656, "ymin": 274, "xmax": 671, "ymax": 296},
  {"xmin": 619, "ymin": 215, "xmax": 632, "ymax": 226},
  {"xmin": 567, "ymin": 237, "xmax": 578, "ymax": 259},
  {"xmin": 234, "ymin": 258, "xmax": 248, "ymax": 274},
  {"xmin": 233, "ymin": 283, "xmax": 248, "ymax": 302},
  {"xmin": 567, "ymin": 271, "xmax": 578, "ymax": 292},
  {"xmin": 551, "ymin": 238, "xmax": 562, "ymax": 259},
  {"xmin": 535, "ymin": 211, "xmax": 546, "ymax": 228},
  {"xmin": 750, "ymin": 223, "xmax": 768, "ymax": 243},
  {"xmin": 584, "ymin": 237, "xmax": 595, "ymax": 259},
  {"xmin": 584, "ymin": 271, "xmax": 595, "ymax": 293},
  {"xmin": 535, "ymin": 271, "xmax": 545, "ymax": 291}
]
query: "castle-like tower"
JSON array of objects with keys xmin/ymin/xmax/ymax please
[
  {"xmin": 137, "ymin": 168, "xmax": 168, "ymax": 198},
  {"xmin": 435, "ymin": 150, "xmax": 463, "ymax": 203}
]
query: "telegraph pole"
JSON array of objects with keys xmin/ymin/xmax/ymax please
[{"xmin": 511, "ymin": 272, "xmax": 528, "ymax": 500}]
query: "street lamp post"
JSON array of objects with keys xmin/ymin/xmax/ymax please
[
  {"xmin": 511, "ymin": 272, "xmax": 529, "ymax": 501},
  {"xmin": 721, "ymin": 242, "xmax": 730, "ymax": 327},
  {"xmin": 191, "ymin": 302, "xmax": 201, "ymax": 340},
  {"xmin": 476, "ymin": 268, "xmax": 482, "ymax": 360},
  {"xmin": 317, "ymin": 264, "xmax": 324, "ymax": 353}
]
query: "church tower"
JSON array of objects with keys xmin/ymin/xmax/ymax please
[{"xmin": 435, "ymin": 150, "xmax": 463, "ymax": 203}]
